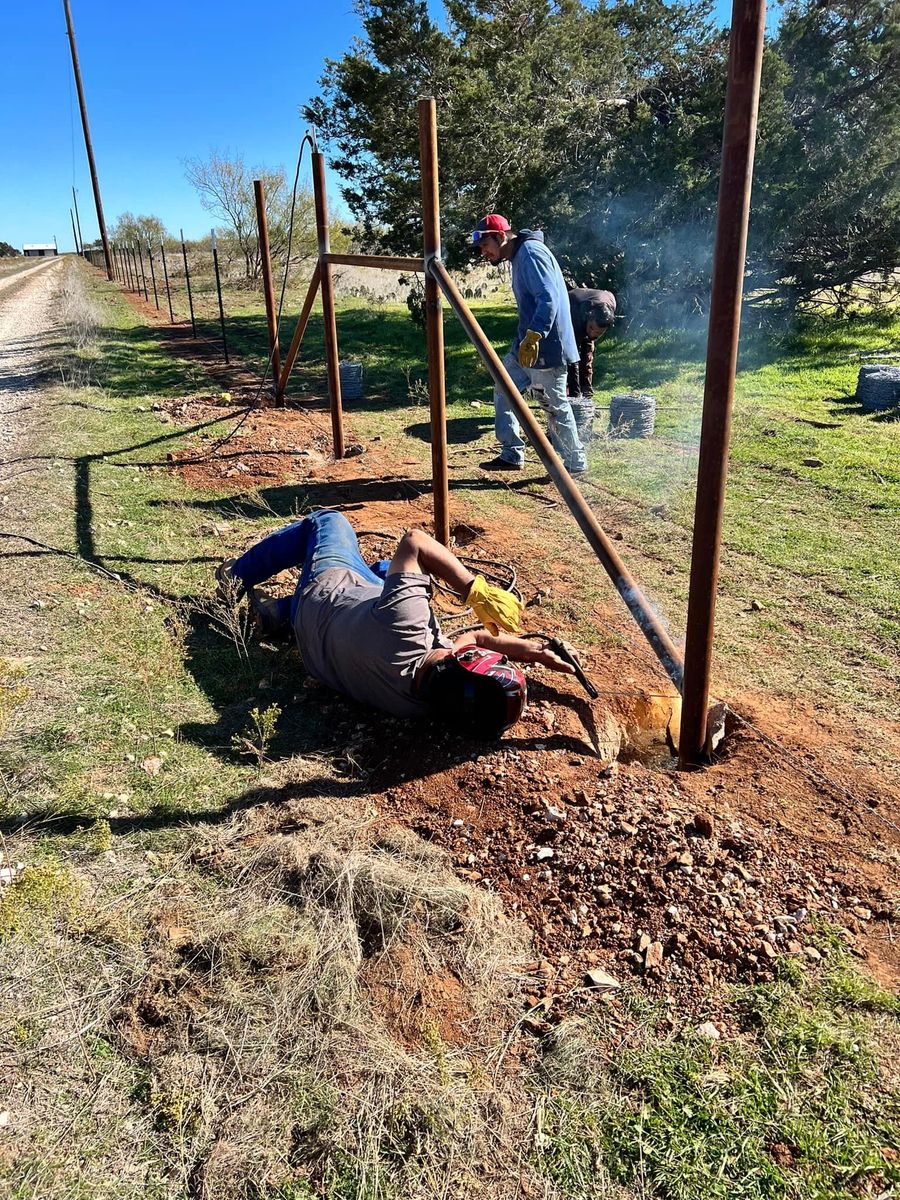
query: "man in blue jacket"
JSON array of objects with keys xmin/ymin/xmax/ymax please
[{"xmin": 472, "ymin": 214, "xmax": 585, "ymax": 475}]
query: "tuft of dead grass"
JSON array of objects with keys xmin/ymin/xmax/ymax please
[{"xmin": 1, "ymin": 792, "xmax": 538, "ymax": 1199}]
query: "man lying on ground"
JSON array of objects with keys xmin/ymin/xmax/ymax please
[{"xmin": 218, "ymin": 510, "xmax": 574, "ymax": 738}]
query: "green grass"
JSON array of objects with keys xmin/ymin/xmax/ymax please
[
  {"xmin": 535, "ymin": 950, "xmax": 900, "ymax": 1200},
  {"xmin": 203, "ymin": 277, "xmax": 900, "ymax": 725},
  {"xmin": 2, "ymin": 261, "xmax": 897, "ymax": 1200}
]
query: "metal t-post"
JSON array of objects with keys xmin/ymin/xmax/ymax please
[
  {"xmin": 211, "ymin": 229, "xmax": 229, "ymax": 363},
  {"xmin": 418, "ymin": 99, "xmax": 450, "ymax": 546},
  {"xmin": 181, "ymin": 229, "xmax": 197, "ymax": 338},
  {"xmin": 147, "ymin": 242, "xmax": 159, "ymax": 309},
  {"xmin": 159, "ymin": 241, "xmax": 175, "ymax": 323},
  {"xmin": 136, "ymin": 242, "xmax": 149, "ymax": 301},
  {"xmin": 312, "ymin": 151, "xmax": 344, "ymax": 458},
  {"xmin": 254, "ymin": 179, "xmax": 281, "ymax": 393},
  {"xmin": 679, "ymin": 0, "xmax": 767, "ymax": 768}
]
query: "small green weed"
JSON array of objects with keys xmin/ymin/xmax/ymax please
[{"xmin": 231, "ymin": 702, "xmax": 282, "ymax": 768}]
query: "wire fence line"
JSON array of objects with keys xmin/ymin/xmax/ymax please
[{"xmin": 79, "ymin": 233, "xmax": 319, "ymax": 371}]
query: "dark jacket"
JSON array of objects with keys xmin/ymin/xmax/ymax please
[
  {"xmin": 509, "ymin": 230, "xmax": 579, "ymax": 369},
  {"xmin": 568, "ymin": 287, "xmax": 617, "ymax": 342}
]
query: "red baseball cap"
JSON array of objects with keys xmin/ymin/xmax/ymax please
[{"xmin": 472, "ymin": 214, "xmax": 511, "ymax": 244}]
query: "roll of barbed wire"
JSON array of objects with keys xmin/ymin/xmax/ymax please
[
  {"xmin": 609, "ymin": 392, "xmax": 656, "ymax": 438},
  {"xmin": 570, "ymin": 396, "xmax": 596, "ymax": 445},
  {"xmin": 339, "ymin": 361, "xmax": 364, "ymax": 402},
  {"xmin": 856, "ymin": 365, "xmax": 900, "ymax": 412}
]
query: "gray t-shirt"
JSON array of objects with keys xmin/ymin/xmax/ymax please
[{"xmin": 293, "ymin": 568, "xmax": 452, "ymax": 717}]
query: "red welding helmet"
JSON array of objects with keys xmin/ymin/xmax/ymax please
[
  {"xmin": 423, "ymin": 645, "xmax": 527, "ymax": 737},
  {"xmin": 471, "ymin": 213, "xmax": 511, "ymax": 245}
]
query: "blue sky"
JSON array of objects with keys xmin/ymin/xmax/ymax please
[{"xmin": 2, "ymin": 0, "xmax": 744, "ymax": 253}]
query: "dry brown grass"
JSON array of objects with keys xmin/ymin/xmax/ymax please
[{"xmin": 1, "ymin": 784, "xmax": 537, "ymax": 1199}]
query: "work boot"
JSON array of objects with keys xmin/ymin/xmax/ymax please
[
  {"xmin": 248, "ymin": 584, "xmax": 289, "ymax": 636},
  {"xmin": 480, "ymin": 455, "xmax": 523, "ymax": 472}
]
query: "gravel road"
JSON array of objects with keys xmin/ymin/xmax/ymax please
[
  {"xmin": 0, "ymin": 257, "xmax": 65, "ymax": 450},
  {"xmin": 0, "ymin": 255, "xmax": 60, "ymax": 296},
  {"xmin": 0, "ymin": 257, "xmax": 69, "ymax": 539}
]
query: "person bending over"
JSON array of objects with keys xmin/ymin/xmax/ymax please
[{"xmin": 218, "ymin": 510, "xmax": 573, "ymax": 738}]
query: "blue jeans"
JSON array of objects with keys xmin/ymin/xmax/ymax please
[
  {"xmin": 231, "ymin": 511, "xmax": 385, "ymax": 625},
  {"xmin": 494, "ymin": 350, "xmax": 586, "ymax": 471}
]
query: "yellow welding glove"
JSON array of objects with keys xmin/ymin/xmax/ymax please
[
  {"xmin": 518, "ymin": 329, "xmax": 542, "ymax": 369},
  {"xmin": 466, "ymin": 574, "xmax": 524, "ymax": 636}
]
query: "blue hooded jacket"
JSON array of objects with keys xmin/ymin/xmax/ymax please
[{"xmin": 510, "ymin": 230, "xmax": 579, "ymax": 369}]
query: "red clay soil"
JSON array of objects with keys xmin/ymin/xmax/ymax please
[{"xmin": 113, "ymin": 281, "xmax": 900, "ymax": 1017}]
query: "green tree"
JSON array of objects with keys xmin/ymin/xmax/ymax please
[
  {"xmin": 306, "ymin": 0, "xmax": 900, "ymax": 316},
  {"xmin": 110, "ymin": 212, "xmax": 169, "ymax": 248},
  {"xmin": 750, "ymin": 0, "xmax": 900, "ymax": 310},
  {"xmin": 0, "ymin": 241, "xmax": 19, "ymax": 257},
  {"xmin": 184, "ymin": 151, "xmax": 334, "ymax": 284}
]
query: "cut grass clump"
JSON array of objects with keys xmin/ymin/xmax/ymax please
[{"xmin": 533, "ymin": 947, "xmax": 900, "ymax": 1200}]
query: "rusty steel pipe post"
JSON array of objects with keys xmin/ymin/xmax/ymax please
[
  {"xmin": 275, "ymin": 264, "xmax": 321, "ymax": 401},
  {"xmin": 321, "ymin": 252, "xmax": 423, "ymax": 273},
  {"xmin": 136, "ymin": 242, "xmax": 149, "ymax": 301},
  {"xmin": 679, "ymin": 0, "xmax": 767, "ymax": 769},
  {"xmin": 130, "ymin": 244, "xmax": 140, "ymax": 293},
  {"xmin": 124, "ymin": 243, "xmax": 134, "ymax": 291},
  {"xmin": 147, "ymin": 242, "xmax": 159, "ymax": 309},
  {"xmin": 159, "ymin": 241, "xmax": 175, "ymax": 323},
  {"xmin": 181, "ymin": 229, "xmax": 197, "ymax": 338},
  {"xmin": 211, "ymin": 230, "xmax": 229, "ymax": 363},
  {"xmin": 114, "ymin": 242, "xmax": 122, "ymax": 282},
  {"xmin": 418, "ymin": 98, "xmax": 450, "ymax": 546},
  {"xmin": 312, "ymin": 152, "xmax": 344, "ymax": 458},
  {"xmin": 254, "ymin": 179, "xmax": 282, "ymax": 394},
  {"xmin": 63, "ymin": 0, "xmax": 112, "ymax": 280},
  {"xmin": 430, "ymin": 258, "xmax": 685, "ymax": 691}
]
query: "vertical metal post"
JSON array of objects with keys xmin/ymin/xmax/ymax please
[
  {"xmin": 181, "ymin": 229, "xmax": 196, "ymax": 338},
  {"xmin": 159, "ymin": 241, "xmax": 175, "ymax": 323},
  {"xmin": 137, "ymin": 242, "xmax": 149, "ymax": 300},
  {"xmin": 114, "ymin": 243, "xmax": 122, "ymax": 282},
  {"xmin": 130, "ymin": 244, "xmax": 139, "ymax": 293},
  {"xmin": 147, "ymin": 242, "xmax": 159, "ymax": 309},
  {"xmin": 312, "ymin": 151, "xmax": 344, "ymax": 458},
  {"xmin": 63, "ymin": 0, "xmax": 112, "ymax": 280},
  {"xmin": 211, "ymin": 229, "xmax": 229, "ymax": 363},
  {"xmin": 418, "ymin": 98, "xmax": 450, "ymax": 546},
  {"xmin": 679, "ymin": 0, "xmax": 767, "ymax": 769},
  {"xmin": 70, "ymin": 209, "xmax": 80, "ymax": 256},
  {"xmin": 254, "ymin": 178, "xmax": 281, "ymax": 392},
  {"xmin": 72, "ymin": 186, "xmax": 84, "ymax": 257},
  {"xmin": 124, "ymin": 242, "xmax": 134, "ymax": 291}
]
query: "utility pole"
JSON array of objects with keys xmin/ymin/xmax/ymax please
[
  {"xmin": 63, "ymin": 0, "xmax": 112, "ymax": 280},
  {"xmin": 72, "ymin": 186, "xmax": 85, "ymax": 257}
]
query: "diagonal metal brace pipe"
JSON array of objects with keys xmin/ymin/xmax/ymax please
[{"xmin": 429, "ymin": 256, "xmax": 685, "ymax": 692}]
